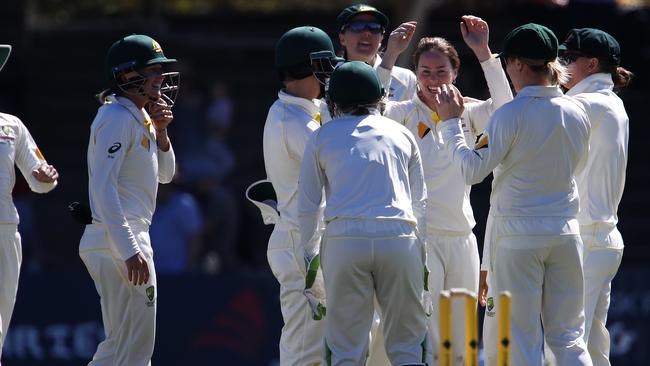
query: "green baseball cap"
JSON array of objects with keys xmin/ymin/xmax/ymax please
[
  {"xmin": 275, "ymin": 26, "xmax": 337, "ymax": 69},
  {"xmin": 105, "ymin": 34, "xmax": 176, "ymax": 81},
  {"xmin": 559, "ymin": 28, "xmax": 620, "ymax": 66},
  {"xmin": 327, "ymin": 61, "xmax": 384, "ymax": 107},
  {"xmin": 0, "ymin": 45, "xmax": 11, "ymax": 72},
  {"xmin": 498, "ymin": 23, "xmax": 558, "ymax": 62},
  {"xmin": 337, "ymin": 4, "xmax": 389, "ymax": 30}
]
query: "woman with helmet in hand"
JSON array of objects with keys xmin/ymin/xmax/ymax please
[
  {"xmin": 262, "ymin": 25, "xmax": 341, "ymax": 366},
  {"xmin": 298, "ymin": 61, "xmax": 428, "ymax": 366},
  {"xmin": 0, "ymin": 44, "xmax": 58, "ymax": 360},
  {"xmin": 79, "ymin": 34, "xmax": 179, "ymax": 366}
]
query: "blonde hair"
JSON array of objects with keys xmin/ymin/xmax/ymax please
[{"xmin": 515, "ymin": 57, "xmax": 569, "ymax": 86}]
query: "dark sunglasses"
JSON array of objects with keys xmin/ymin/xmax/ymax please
[
  {"xmin": 560, "ymin": 52, "xmax": 583, "ymax": 65},
  {"xmin": 343, "ymin": 21, "xmax": 384, "ymax": 35}
]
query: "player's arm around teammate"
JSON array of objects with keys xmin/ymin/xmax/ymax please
[
  {"xmin": 0, "ymin": 44, "xmax": 58, "ymax": 359},
  {"xmin": 79, "ymin": 34, "xmax": 179, "ymax": 366},
  {"xmin": 434, "ymin": 24, "xmax": 593, "ymax": 366}
]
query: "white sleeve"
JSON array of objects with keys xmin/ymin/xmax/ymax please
[
  {"xmin": 157, "ymin": 142, "xmax": 176, "ymax": 184},
  {"xmin": 90, "ymin": 117, "xmax": 140, "ymax": 260},
  {"xmin": 376, "ymin": 65, "xmax": 393, "ymax": 94},
  {"xmin": 383, "ymin": 101, "xmax": 410, "ymax": 126},
  {"xmin": 286, "ymin": 118, "xmax": 320, "ymax": 162},
  {"xmin": 408, "ymin": 135, "xmax": 427, "ymax": 236},
  {"xmin": 298, "ymin": 132, "xmax": 325, "ymax": 259},
  {"xmin": 14, "ymin": 118, "xmax": 57, "ymax": 193},
  {"xmin": 439, "ymin": 108, "xmax": 515, "ymax": 185},
  {"xmin": 465, "ymin": 57, "xmax": 514, "ymax": 135}
]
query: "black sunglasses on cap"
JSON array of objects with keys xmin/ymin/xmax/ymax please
[{"xmin": 343, "ymin": 21, "xmax": 384, "ymax": 35}]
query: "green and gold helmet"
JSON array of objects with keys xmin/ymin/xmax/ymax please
[
  {"xmin": 105, "ymin": 34, "xmax": 180, "ymax": 105},
  {"xmin": 275, "ymin": 26, "xmax": 342, "ymax": 82}
]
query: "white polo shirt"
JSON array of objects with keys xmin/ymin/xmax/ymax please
[
  {"xmin": 384, "ymin": 56, "xmax": 512, "ymax": 232},
  {"xmin": 298, "ymin": 111, "xmax": 427, "ymax": 257},
  {"xmin": 375, "ymin": 55, "xmax": 418, "ymax": 102},
  {"xmin": 440, "ymin": 86, "xmax": 589, "ymax": 267},
  {"xmin": 567, "ymin": 73, "xmax": 628, "ymax": 228},
  {"xmin": 82, "ymin": 95, "xmax": 176, "ymax": 260},
  {"xmin": 0, "ymin": 113, "xmax": 57, "ymax": 224}
]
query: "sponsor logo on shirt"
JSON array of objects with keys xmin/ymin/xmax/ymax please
[{"xmin": 107, "ymin": 142, "xmax": 122, "ymax": 157}]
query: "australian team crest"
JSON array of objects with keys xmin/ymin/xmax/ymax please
[
  {"xmin": 486, "ymin": 296, "xmax": 495, "ymax": 317},
  {"xmin": 146, "ymin": 285, "xmax": 156, "ymax": 306}
]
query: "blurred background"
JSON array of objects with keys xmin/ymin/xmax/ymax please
[{"xmin": 0, "ymin": 0, "xmax": 648, "ymax": 364}]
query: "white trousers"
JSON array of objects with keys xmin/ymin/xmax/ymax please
[
  {"xmin": 543, "ymin": 224, "xmax": 623, "ymax": 366},
  {"xmin": 482, "ymin": 218, "xmax": 592, "ymax": 366},
  {"xmin": 426, "ymin": 229, "xmax": 479, "ymax": 365},
  {"xmin": 0, "ymin": 225, "xmax": 21, "ymax": 359},
  {"xmin": 79, "ymin": 224, "xmax": 157, "ymax": 366},
  {"xmin": 267, "ymin": 223, "xmax": 324, "ymax": 366},
  {"xmin": 322, "ymin": 219, "xmax": 428, "ymax": 366}
]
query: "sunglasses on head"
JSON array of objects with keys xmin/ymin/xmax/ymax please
[{"xmin": 343, "ymin": 21, "xmax": 384, "ymax": 35}]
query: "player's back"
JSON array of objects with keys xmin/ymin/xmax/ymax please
[
  {"xmin": 313, "ymin": 113, "xmax": 419, "ymax": 223},
  {"xmin": 490, "ymin": 86, "xmax": 589, "ymax": 218}
]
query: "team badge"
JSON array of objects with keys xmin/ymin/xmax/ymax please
[
  {"xmin": 486, "ymin": 296, "xmax": 495, "ymax": 317},
  {"xmin": 358, "ymin": 5, "xmax": 377, "ymax": 11},
  {"xmin": 152, "ymin": 40, "xmax": 163, "ymax": 53},
  {"xmin": 146, "ymin": 285, "xmax": 156, "ymax": 306},
  {"xmin": 0, "ymin": 125, "xmax": 15, "ymax": 141}
]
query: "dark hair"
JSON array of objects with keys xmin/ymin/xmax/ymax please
[
  {"xmin": 277, "ymin": 63, "xmax": 313, "ymax": 83},
  {"xmin": 412, "ymin": 37, "xmax": 460, "ymax": 71},
  {"xmin": 596, "ymin": 58, "xmax": 634, "ymax": 91}
]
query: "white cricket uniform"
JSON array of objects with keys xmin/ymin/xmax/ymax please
[
  {"xmin": 263, "ymin": 90, "xmax": 324, "ymax": 366},
  {"xmin": 440, "ymin": 86, "xmax": 592, "ymax": 366},
  {"xmin": 79, "ymin": 95, "xmax": 175, "ymax": 366},
  {"xmin": 383, "ymin": 56, "xmax": 513, "ymax": 365},
  {"xmin": 375, "ymin": 55, "xmax": 418, "ymax": 102},
  {"xmin": 568, "ymin": 73, "xmax": 627, "ymax": 366},
  {"xmin": 0, "ymin": 113, "xmax": 57, "ymax": 358},
  {"xmin": 298, "ymin": 111, "xmax": 428, "ymax": 366}
]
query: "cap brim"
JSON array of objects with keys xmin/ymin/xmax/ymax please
[
  {"xmin": 145, "ymin": 57, "xmax": 177, "ymax": 66},
  {"xmin": 0, "ymin": 45, "xmax": 12, "ymax": 72}
]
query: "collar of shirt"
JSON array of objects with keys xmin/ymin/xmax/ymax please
[
  {"xmin": 412, "ymin": 92, "xmax": 440, "ymax": 127},
  {"xmin": 278, "ymin": 90, "xmax": 320, "ymax": 117},
  {"xmin": 106, "ymin": 95, "xmax": 152, "ymax": 128},
  {"xmin": 339, "ymin": 108, "xmax": 381, "ymax": 119},
  {"xmin": 516, "ymin": 85, "xmax": 563, "ymax": 99},
  {"xmin": 566, "ymin": 72, "xmax": 614, "ymax": 96}
]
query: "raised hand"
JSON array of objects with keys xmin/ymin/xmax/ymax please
[
  {"xmin": 460, "ymin": 15, "xmax": 492, "ymax": 62},
  {"xmin": 381, "ymin": 21, "xmax": 417, "ymax": 70}
]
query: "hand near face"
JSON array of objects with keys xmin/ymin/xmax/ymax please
[
  {"xmin": 32, "ymin": 164, "xmax": 58, "ymax": 183},
  {"xmin": 433, "ymin": 84, "xmax": 464, "ymax": 121},
  {"xmin": 148, "ymin": 98, "xmax": 174, "ymax": 131}
]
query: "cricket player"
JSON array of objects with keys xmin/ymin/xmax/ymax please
[
  {"xmin": 298, "ymin": 60, "xmax": 428, "ymax": 366},
  {"xmin": 79, "ymin": 34, "xmax": 178, "ymax": 366},
  {"xmin": 336, "ymin": 4, "xmax": 417, "ymax": 102},
  {"xmin": 0, "ymin": 44, "xmax": 59, "ymax": 359},
  {"xmin": 382, "ymin": 15, "xmax": 513, "ymax": 364},
  {"xmin": 434, "ymin": 24, "xmax": 593, "ymax": 366},
  {"xmin": 556, "ymin": 28, "xmax": 632, "ymax": 366},
  {"xmin": 262, "ymin": 26, "xmax": 341, "ymax": 366}
]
